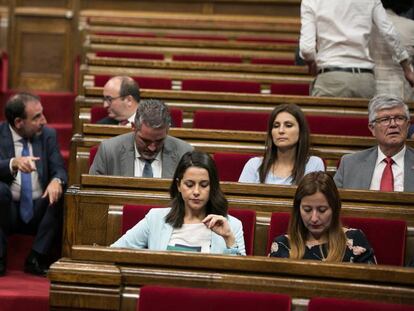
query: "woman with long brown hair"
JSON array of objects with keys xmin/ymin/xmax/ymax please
[{"xmin": 270, "ymin": 171, "xmax": 376, "ymax": 263}]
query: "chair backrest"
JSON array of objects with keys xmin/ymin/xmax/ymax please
[
  {"xmin": 308, "ymin": 297, "xmax": 414, "ymax": 311},
  {"xmin": 181, "ymin": 79, "xmax": 261, "ymax": 94},
  {"xmin": 94, "ymin": 75, "xmax": 172, "ymax": 90},
  {"xmin": 138, "ymin": 285, "xmax": 291, "ymax": 311},
  {"xmin": 122, "ymin": 205, "xmax": 256, "ymax": 255},
  {"xmin": 213, "ymin": 152, "xmax": 257, "ymax": 181},
  {"xmin": 172, "ymin": 54, "xmax": 242, "ymax": 63},
  {"xmin": 266, "ymin": 212, "xmax": 407, "ymax": 266},
  {"xmin": 251, "ymin": 58, "xmax": 295, "ymax": 65},
  {"xmin": 307, "ymin": 115, "xmax": 370, "ymax": 137},
  {"xmin": 88, "ymin": 144, "xmax": 100, "ymax": 168},
  {"xmin": 228, "ymin": 208, "xmax": 255, "ymax": 256},
  {"xmin": 95, "ymin": 51, "xmax": 164, "ymax": 60},
  {"xmin": 270, "ymin": 83, "xmax": 309, "ymax": 95},
  {"xmin": 193, "ymin": 110, "xmax": 268, "ymax": 131},
  {"xmin": 90, "ymin": 106, "xmax": 183, "ymax": 127}
]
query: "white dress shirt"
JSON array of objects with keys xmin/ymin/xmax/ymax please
[
  {"xmin": 370, "ymin": 146, "xmax": 405, "ymax": 191},
  {"xmin": 9, "ymin": 126, "xmax": 42, "ymax": 201},
  {"xmin": 300, "ymin": 0, "xmax": 409, "ymax": 69},
  {"xmin": 134, "ymin": 144, "xmax": 162, "ymax": 178}
]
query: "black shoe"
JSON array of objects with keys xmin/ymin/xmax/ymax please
[
  {"xmin": 24, "ymin": 252, "xmax": 47, "ymax": 277},
  {"xmin": 0, "ymin": 256, "xmax": 6, "ymax": 276}
]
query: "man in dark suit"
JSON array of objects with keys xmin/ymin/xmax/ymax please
[
  {"xmin": 97, "ymin": 76, "xmax": 140, "ymax": 126},
  {"xmin": 0, "ymin": 93, "xmax": 67, "ymax": 276},
  {"xmin": 334, "ymin": 95, "xmax": 414, "ymax": 191}
]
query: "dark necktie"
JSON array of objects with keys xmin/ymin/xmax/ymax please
[
  {"xmin": 142, "ymin": 159, "xmax": 154, "ymax": 178},
  {"xmin": 20, "ymin": 139, "xmax": 34, "ymax": 223},
  {"xmin": 380, "ymin": 157, "xmax": 394, "ymax": 192},
  {"xmin": 119, "ymin": 120, "xmax": 129, "ymax": 126}
]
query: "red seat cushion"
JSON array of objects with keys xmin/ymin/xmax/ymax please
[
  {"xmin": 95, "ymin": 51, "xmax": 164, "ymax": 60},
  {"xmin": 94, "ymin": 75, "xmax": 172, "ymax": 90},
  {"xmin": 213, "ymin": 152, "xmax": 257, "ymax": 182},
  {"xmin": 267, "ymin": 212, "xmax": 406, "ymax": 265},
  {"xmin": 122, "ymin": 205, "xmax": 164, "ymax": 234},
  {"xmin": 251, "ymin": 58, "xmax": 295, "ymax": 66},
  {"xmin": 173, "ymin": 54, "xmax": 242, "ymax": 63},
  {"xmin": 270, "ymin": 83, "xmax": 309, "ymax": 95},
  {"xmin": 89, "ymin": 145, "xmax": 99, "ymax": 168},
  {"xmin": 138, "ymin": 285, "xmax": 291, "ymax": 311},
  {"xmin": 309, "ymin": 297, "xmax": 414, "ymax": 311},
  {"xmin": 193, "ymin": 110, "xmax": 268, "ymax": 131},
  {"xmin": 182, "ymin": 79, "xmax": 261, "ymax": 93},
  {"xmin": 307, "ymin": 115, "xmax": 371, "ymax": 137}
]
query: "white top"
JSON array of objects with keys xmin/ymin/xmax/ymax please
[
  {"xmin": 370, "ymin": 10, "xmax": 414, "ymax": 101},
  {"xmin": 9, "ymin": 125, "xmax": 42, "ymax": 201},
  {"xmin": 134, "ymin": 146, "xmax": 162, "ymax": 178},
  {"xmin": 370, "ymin": 146, "xmax": 405, "ymax": 191},
  {"xmin": 168, "ymin": 223, "xmax": 211, "ymax": 253},
  {"xmin": 300, "ymin": 0, "xmax": 409, "ymax": 69},
  {"xmin": 238, "ymin": 155, "xmax": 325, "ymax": 185}
]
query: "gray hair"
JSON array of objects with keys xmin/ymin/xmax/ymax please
[
  {"xmin": 368, "ymin": 94, "xmax": 410, "ymax": 124},
  {"xmin": 134, "ymin": 99, "xmax": 171, "ymax": 129}
]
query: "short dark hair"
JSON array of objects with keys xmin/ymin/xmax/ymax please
[
  {"xmin": 134, "ymin": 99, "xmax": 171, "ymax": 130},
  {"xmin": 166, "ymin": 151, "xmax": 228, "ymax": 228},
  {"xmin": 381, "ymin": 0, "xmax": 412, "ymax": 14},
  {"xmin": 259, "ymin": 104, "xmax": 310, "ymax": 184},
  {"xmin": 119, "ymin": 76, "xmax": 140, "ymax": 103},
  {"xmin": 5, "ymin": 92, "xmax": 40, "ymax": 125}
]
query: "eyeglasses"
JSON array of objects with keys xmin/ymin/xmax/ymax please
[
  {"xmin": 103, "ymin": 95, "xmax": 124, "ymax": 104},
  {"xmin": 372, "ymin": 115, "xmax": 408, "ymax": 127}
]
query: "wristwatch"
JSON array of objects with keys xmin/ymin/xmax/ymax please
[{"xmin": 53, "ymin": 178, "xmax": 64, "ymax": 185}]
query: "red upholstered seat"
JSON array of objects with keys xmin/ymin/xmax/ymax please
[
  {"xmin": 251, "ymin": 58, "xmax": 295, "ymax": 65},
  {"xmin": 165, "ymin": 34, "xmax": 228, "ymax": 41},
  {"xmin": 173, "ymin": 54, "xmax": 242, "ymax": 63},
  {"xmin": 94, "ymin": 75, "xmax": 172, "ymax": 90},
  {"xmin": 88, "ymin": 144, "xmax": 99, "ymax": 168},
  {"xmin": 270, "ymin": 83, "xmax": 309, "ymax": 95},
  {"xmin": 138, "ymin": 285, "xmax": 291, "ymax": 311},
  {"xmin": 90, "ymin": 106, "xmax": 183, "ymax": 127},
  {"xmin": 181, "ymin": 79, "xmax": 261, "ymax": 93},
  {"xmin": 193, "ymin": 110, "xmax": 268, "ymax": 131},
  {"xmin": 213, "ymin": 152, "xmax": 257, "ymax": 182},
  {"xmin": 237, "ymin": 37, "xmax": 298, "ymax": 44},
  {"xmin": 0, "ymin": 235, "xmax": 49, "ymax": 311},
  {"xmin": 122, "ymin": 205, "xmax": 256, "ymax": 255},
  {"xmin": 308, "ymin": 297, "xmax": 414, "ymax": 311},
  {"xmin": 94, "ymin": 32, "xmax": 157, "ymax": 38},
  {"xmin": 95, "ymin": 51, "xmax": 164, "ymax": 60},
  {"xmin": 307, "ymin": 115, "xmax": 371, "ymax": 136},
  {"xmin": 266, "ymin": 212, "xmax": 406, "ymax": 266}
]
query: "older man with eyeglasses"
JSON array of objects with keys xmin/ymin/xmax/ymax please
[
  {"xmin": 98, "ymin": 76, "xmax": 140, "ymax": 126},
  {"xmin": 334, "ymin": 95, "xmax": 414, "ymax": 192}
]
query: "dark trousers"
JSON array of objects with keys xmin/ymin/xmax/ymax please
[{"xmin": 0, "ymin": 181, "xmax": 62, "ymax": 258}]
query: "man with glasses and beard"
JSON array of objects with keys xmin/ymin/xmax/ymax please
[
  {"xmin": 334, "ymin": 95, "xmax": 414, "ymax": 192},
  {"xmin": 90, "ymin": 99, "xmax": 193, "ymax": 178}
]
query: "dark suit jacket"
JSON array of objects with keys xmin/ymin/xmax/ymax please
[
  {"xmin": 97, "ymin": 116, "xmax": 118, "ymax": 125},
  {"xmin": 0, "ymin": 122, "xmax": 67, "ymax": 190}
]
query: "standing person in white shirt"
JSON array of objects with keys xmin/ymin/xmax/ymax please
[
  {"xmin": 300, "ymin": 0, "xmax": 414, "ymax": 98},
  {"xmin": 370, "ymin": 0, "xmax": 414, "ymax": 102}
]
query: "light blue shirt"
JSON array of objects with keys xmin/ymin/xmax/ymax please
[
  {"xmin": 238, "ymin": 156, "xmax": 325, "ymax": 184},
  {"xmin": 111, "ymin": 208, "xmax": 246, "ymax": 255}
]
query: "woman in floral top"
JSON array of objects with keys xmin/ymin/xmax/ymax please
[{"xmin": 269, "ymin": 171, "xmax": 377, "ymax": 263}]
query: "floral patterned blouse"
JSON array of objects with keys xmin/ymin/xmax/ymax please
[{"xmin": 269, "ymin": 228, "xmax": 377, "ymax": 263}]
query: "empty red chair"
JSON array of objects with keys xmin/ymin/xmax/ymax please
[
  {"xmin": 213, "ymin": 152, "xmax": 257, "ymax": 182},
  {"xmin": 95, "ymin": 51, "xmax": 164, "ymax": 60},
  {"xmin": 94, "ymin": 75, "xmax": 172, "ymax": 90},
  {"xmin": 267, "ymin": 212, "xmax": 406, "ymax": 266},
  {"xmin": 307, "ymin": 115, "xmax": 371, "ymax": 136},
  {"xmin": 270, "ymin": 83, "xmax": 309, "ymax": 95},
  {"xmin": 182, "ymin": 79, "xmax": 261, "ymax": 94},
  {"xmin": 251, "ymin": 58, "xmax": 295, "ymax": 66},
  {"xmin": 193, "ymin": 110, "xmax": 268, "ymax": 131},
  {"xmin": 90, "ymin": 106, "xmax": 183, "ymax": 127},
  {"xmin": 122, "ymin": 205, "xmax": 256, "ymax": 255},
  {"xmin": 138, "ymin": 285, "xmax": 291, "ymax": 311},
  {"xmin": 308, "ymin": 297, "xmax": 414, "ymax": 311},
  {"xmin": 173, "ymin": 54, "xmax": 242, "ymax": 63}
]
